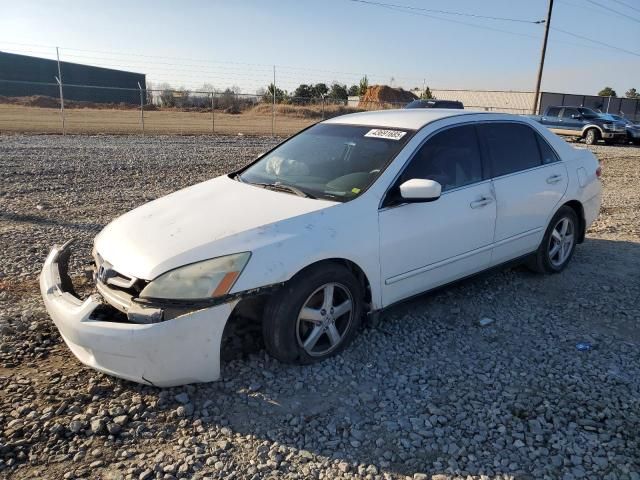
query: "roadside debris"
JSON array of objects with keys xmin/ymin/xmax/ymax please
[
  {"xmin": 576, "ymin": 341, "xmax": 593, "ymax": 351},
  {"xmin": 478, "ymin": 317, "xmax": 495, "ymax": 327}
]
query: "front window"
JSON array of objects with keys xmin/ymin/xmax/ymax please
[
  {"xmin": 577, "ymin": 107, "xmax": 600, "ymax": 118},
  {"xmin": 238, "ymin": 123, "xmax": 414, "ymax": 201}
]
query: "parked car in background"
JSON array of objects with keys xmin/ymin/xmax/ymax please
[
  {"xmin": 604, "ymin": 114, "xmax": 640, "ymax": 145},
  {"xmin": 529, "ymin": 106, "xmax": 627, "ymax": 145},
  {"xmin": 405, "ymin": 99, "xmax": 464, "ymax": 109},
  {"xmin": 41, "ymin": 109, "xmax": 601, "ymax": 386}
]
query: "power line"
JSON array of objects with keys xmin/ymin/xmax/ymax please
[
  {"xmin": 609, "ymin": 0, "xmax": 640, "ymax": 14},
  {"xmin": 350, "ymin": 2, "xmax": 544, "ymax": 40},
  {"xmin": 347, "ymin": 0, "xmax": 640, "ymax": 57},
  {"xmin": 349, "ymin": 0, "xmax": 546, "ymax": 24},
  {"xmin": 585, "ymin": 0, "xmax": 640, "ymax": 22},
  {"xmin": 551, "ymin": 26, "xmax": 640, "ymax": 56}
]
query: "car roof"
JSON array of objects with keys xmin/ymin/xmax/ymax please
[{"xmin": 323, "ymin": 108, "xmax": 484, "ymax": 130}]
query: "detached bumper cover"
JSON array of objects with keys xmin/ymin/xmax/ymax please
[{"xmin": 40, "ymin": 242, "xmax": 237, "ymax": 387}]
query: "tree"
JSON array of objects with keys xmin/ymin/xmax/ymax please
[
  {"xmin": 598, "ymin": 86, "xmax": 617, "ymax": 97},
  {"xmin": 328, "ymin": 83, "xmax": 348, "ymax": 100},
  {"xmin": 311, "ymin": 83, "xmax": 328, "ymax": 97},
  {"xmin": 293, "ymin": 84, "xmax": 314, "ymax": 99},
  {"xmin": 263, "ymin": 83, "xmax": 287, "ymax": 103},
  {"xmin": 158, "ymin": 83, "xmax": 176, "ymax": 107},
  {"xmin": 347, "ymin": 84, "xmax": 359, "ymax": 97},
  {"xmin": 200, "ymin": 83, "xmax": 215, "ymax": 93},
  {"xmin": 421, "ymin": 86, "xmax": 434, "ymax": 100},
  {"xmin": 359, "ymin": 75, "xmax": 369, "ymax": 96},
  {"xmin": 625, "ymin": 88, "xmax": 639, "ymax": 99}
]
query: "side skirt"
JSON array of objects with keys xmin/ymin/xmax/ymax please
[{"xmin": 366, "ymin": 251, "xmax": 537, "ymax": 326}]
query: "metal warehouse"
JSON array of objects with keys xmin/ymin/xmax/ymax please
[{"xmin": 0, "ymin": 51, "xmax": 145, "ymax": 104}]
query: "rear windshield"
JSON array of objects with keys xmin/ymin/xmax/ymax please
[{"xmin": 238, "ymin": 123, "xmax": 414, "ymax": 201}]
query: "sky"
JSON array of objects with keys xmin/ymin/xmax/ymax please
[{"xmin": 1, "ymin": 0, "xmax": 639, "ymax": 96}]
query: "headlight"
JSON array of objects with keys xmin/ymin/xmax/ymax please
[
  {"xmin": 603, "ymin": 123, "xmax": 613, "ymax": 130},
  {"xmin": 140, "ymin": 252, "xmax": 251, "ymax": 299}
]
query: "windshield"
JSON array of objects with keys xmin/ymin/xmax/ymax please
[
  {"xmin": 405, "ymin": 100, "xmax": 430, "ymax": 109},
  {"xmin": 238, "ymin": 123, "xmax": 414, "ymax": 201},
  {"xmin": 577, "ymin": 107, "xmax": 600, "ymax": 118}
]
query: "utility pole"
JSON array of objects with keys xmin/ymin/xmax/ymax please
[{"xmin": 532, "ymin": 0, "xmax": 553, "ymax": 115}]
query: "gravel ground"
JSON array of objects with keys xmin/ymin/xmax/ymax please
[{"xmin": 0, "ymin": 135, "xmax": 639, "ymax": 480}]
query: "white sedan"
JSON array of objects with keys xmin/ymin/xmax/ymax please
[{"xmin": 40, "ymin": 109, "xmax": 602, "ymax": 386}]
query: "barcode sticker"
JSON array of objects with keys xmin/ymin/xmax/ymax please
[{"xmin": 364, "ymin": 129, "xmax": 407, "ymax": 140}]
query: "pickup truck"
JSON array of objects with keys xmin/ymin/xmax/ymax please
[{"xmin": 529, "ymin": 106, "xmax": 627, "ymax": 145}]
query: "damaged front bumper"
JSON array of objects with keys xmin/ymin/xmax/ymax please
[{"xmin": 39, "ymin": 241, "xmax": 238, "ymax": 387}]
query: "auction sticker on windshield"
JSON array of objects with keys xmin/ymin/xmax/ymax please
[{"xmin": 364, "ymin": 129, "xmax": 407, "ymax": 140}]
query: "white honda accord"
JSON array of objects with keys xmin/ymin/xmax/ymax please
[{"xmin": 41, "ymin": 109, "xmax": 602, "ymax": 386}]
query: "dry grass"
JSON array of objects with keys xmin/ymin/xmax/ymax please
[{"xmin": 0, "ymin": 104, "xmax": 320, "ymax": 136}]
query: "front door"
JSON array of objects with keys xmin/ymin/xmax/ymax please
[{"xmin": 378, "ymin": 124, "xmax": 496, "ymax": 306}]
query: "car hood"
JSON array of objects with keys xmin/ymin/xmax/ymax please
[{"xmin": 94, "ymin": 175, "xmax": 337, "ymax": 280}]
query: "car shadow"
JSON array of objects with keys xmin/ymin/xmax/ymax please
[{"xmin": 200, "ymin": 237, "xmax": 639, "ymax": 477}]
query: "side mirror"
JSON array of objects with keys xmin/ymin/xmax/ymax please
[{"xmin": 399, "ymin": 178, "xmax": 441, "ymax": 202}]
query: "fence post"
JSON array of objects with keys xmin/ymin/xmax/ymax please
[
  {"xmin": 321, "ymin": 95, "xmax": 325, "ymax": 120},
  {"xmin": 272, "ymin": 65, "xmax": 276, "ymax": 137},
  {"xmin": 137, "ymin": 82, "xmax": 145, "ymax": 136},
  {"xmin": 211, "ymin": 91, "xmax": 215, "ymax": 134},
  {"xmin": 55, "ymin": 46, "xmax": 65, "ymax": 135}
]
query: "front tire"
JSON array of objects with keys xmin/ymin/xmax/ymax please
[
  {"xmin": 527, "ymin": 206, "xmax": 578, "ymax": 274},
  {"xmin": 584, "ymin": 128, "xmax": 599, "ymax": 145},
  {"xmin": 262, "ymin": 263, "xmax": 364, "ymax": 364}
]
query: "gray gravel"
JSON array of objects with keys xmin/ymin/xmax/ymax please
[{"xmin": 1, "ymin": 135, "xmax": 639, "ymax": 480}]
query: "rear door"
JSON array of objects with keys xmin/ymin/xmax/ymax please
[
  {"xmin": 477, "ymin": 122, "xmax": 568, "ymax": 265},
  {"xmin": 541, "ymin": 106, "xmax": 562, "ymax": 129}
]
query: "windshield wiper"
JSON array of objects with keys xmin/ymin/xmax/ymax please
[{"xmin": 248, "ymin": 182, "xmax": 316, "ymax": 199}]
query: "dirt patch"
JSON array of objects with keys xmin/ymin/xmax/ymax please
[{"xmin": 358, "ymin": 85, "xmax": 417, "ymax": 108}]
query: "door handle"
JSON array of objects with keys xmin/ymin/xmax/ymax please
[
  {"xmin": 470, "ymin": 197, "xmax": 493, "ymax": 209},
  {"xmin": 546, "ymin": 174, "xmax": 563, "ymax": 184}
]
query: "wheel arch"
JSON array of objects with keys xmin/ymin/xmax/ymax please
[
  {"xmin": 290, "ymin": 258, "xmax": 373, "ymax": 309},
  {"xmin": 559, "ymin": 199, "xmax": 586, "ymax": 243},
  {"xmin": 230, "ymin": 257, "xmax": 374, "ymax": 326},
  {"xmin": 581, "ymin": 125, "xmax": 603, "ymax": 138}
]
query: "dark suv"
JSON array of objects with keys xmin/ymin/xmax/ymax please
[{"xmin": 405, "ymin": 99, "xmax": 464, "ymax": 109}]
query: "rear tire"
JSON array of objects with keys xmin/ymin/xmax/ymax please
[
  {"xmin": 527, "ymin": 206, "xmax": 579, "ymax": 274},
  {"xmin": 262, "ymin": 263, "xmax": 363, "ymax": 364},
  {"xmin": 584, "ymin": 128, "xmax": 599, "ymax": 145}
]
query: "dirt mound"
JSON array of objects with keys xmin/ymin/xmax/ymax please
[{"xmin": 358, "ymin": 85, "xmax": 417, "ymax": 108}]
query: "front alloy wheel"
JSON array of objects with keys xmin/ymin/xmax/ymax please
[
  {"xmin": 263, "ymin": 263, "xmax": 364, "ymax": 364},
  {"xmin": 296, "ymin": 283, "xmax": 354, "ymax": 357}
]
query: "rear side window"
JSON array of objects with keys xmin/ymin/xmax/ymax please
[
  {"xmin": 546, "ymin": 107, "xmax": 561, "ymax": 117},
  {"xmin": 400, "ymin": 124, "xmax": 483, "ymax": 191},
  {"xmin": 478, "ymin": 123, "xmax": 542, "ymax": 177},
  {"xmin": 537, "ymin": 135, "xmax": 560, "ymax": 164}
]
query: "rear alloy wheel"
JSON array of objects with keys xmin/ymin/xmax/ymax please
[
  {"xmin": 527, "ymin": 206, "xmax": 579, "ymax": 274},
  {"xmin": 584, "ymin": 128, "xmax": 599, "ymax": 145},
  {"xmin": 262, "ymin": 263, "xmax": 363, "ymax": 364}
]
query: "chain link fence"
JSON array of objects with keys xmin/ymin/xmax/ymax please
[
  {"xmin": 2, "ymin": 79, "xmax": 638, "ymax": 136},
  {"xmin": 0, "ymin": 79, "xmax": 417, "ymax": 136}
]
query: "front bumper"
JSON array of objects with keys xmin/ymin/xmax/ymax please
[
  {"xmin": 601, "ymin": 131, "xmax": 626, "ymax": 139},
  {"xmin": 40, "ymin": 242, "xmax": 237, "ymax": 387}
]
